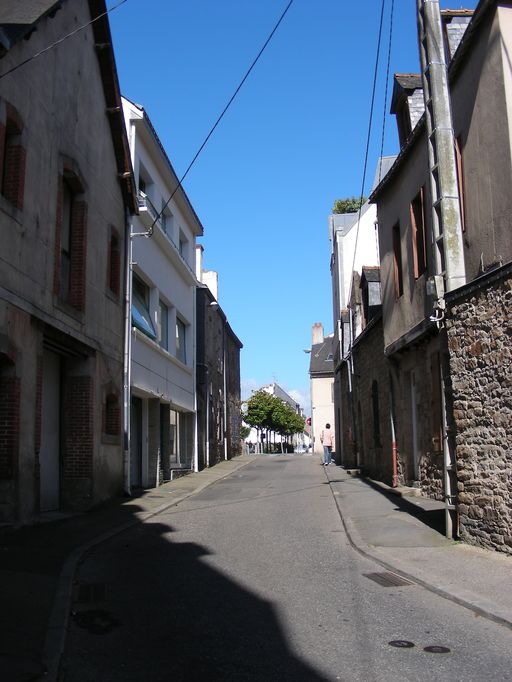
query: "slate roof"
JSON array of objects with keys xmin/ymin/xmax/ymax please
[
  {"xmin": 361, "ymin": 266, "xmax": 381, "ymax": 283},
  {"xmin": 0, "ymin": 0, "xmax": 137, "ymax": 212},
  {"xmin": 309, "ymin": 335, "xmax": 334, "ymax": 377}
]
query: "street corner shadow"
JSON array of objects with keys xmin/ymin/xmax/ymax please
[
  {"xmin": 361, "ymin": 478, "xmax": 446, "ymax": 536},
  {"xmin": 62, "ymin": 515, "xmax": 329, "ymax": 682}
]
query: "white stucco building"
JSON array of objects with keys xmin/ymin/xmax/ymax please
[{"xmin": 123, "ymin": 97, "xmax": 203, "ymax": 488}]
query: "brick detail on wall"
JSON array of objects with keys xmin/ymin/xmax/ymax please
[
  {"xmin": 53, "ymin": 181, "xmax": 63, "ymax": 296},
  {"xmin": 0, "ymin": 377, "xmax": 20, "ymax": 479},
  {"xmin": 2, "ymin": 144, "xmax": 26, "ymax": 209},
  {"xmin": 108, "ymin": 228, "xmax": 121, "ymax": 298},
  {"xmin": 69, "ymin": 200, "xmax": 88, "ymax": 311},
  {"xmin": 63, "ymin": 376, "xmax": 93, "ymax": 479}
]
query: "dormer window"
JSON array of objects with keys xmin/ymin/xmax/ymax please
[{"xmin": 391, "ymin": 74, "xmax": 424, "ymax": 148}]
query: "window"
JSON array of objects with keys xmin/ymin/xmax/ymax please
[
  {"xmin": 54, "ymin": 167, "xmax": 87, "ymax": 310},
  {"xmin": 454, "ymin": 136, "xmax": 466, "ymax": 232},
  {"xmin": 1, "ymin": 104, "xmax": 26, "ymax": 210},
  {"xmin": 176, "ymin": 317, "xmax": 186, "ymax": 363},
  {"xmin": 411, "ymin": 187, "xmax": 427, "ymax": 278},
  {"xmin": 108, "ymin": 228, "xmax": 120, "ymax": 297},
  {"xmin": 161, "ymin": 206, "xmax": 173, "ymax": 235},
  {"xmin": 60, "ymin": 180, "xmax": 73, "ymax": 300},
  {"xmin": 132, "ymin": 274, "xmax": 156, "ymax": 339},
  {"xmin": 392, "ymin": 222, "xmax": 403, "ymax": 298},
  {"xmin": 179, "ymin": 230, "xmax": 188, "ymax": 259},
  {"xmin": 159, "ymin": 299, "xmax": 169, "ymax": 350},
  {"xmin": 397, "ymin": 99, "xmax": 412, "ymax": 148}
]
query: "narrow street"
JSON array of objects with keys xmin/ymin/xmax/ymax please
[{"xmin": 60, "ymin": 456, "xmax": 512, "ymax": 681}]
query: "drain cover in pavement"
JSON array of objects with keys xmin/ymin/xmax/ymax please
[
  {"xmin": 389, "ymin": 640, "xmax": 415, "ymax": 648},
  {"xmin": 424, "ymin": 645, "xmax": 451, "ymax": 654},
  {"xmin": 72, "ymin": 609, "xmax": 121, "ymax": 634},
  {"xmin": 364, "ymin": 571, "xmax": 413, "ymax": 587}
]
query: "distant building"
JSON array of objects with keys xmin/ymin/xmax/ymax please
[
  {"xmin": 196, "ymin": 245, "xmax": 243, "ymax": 469},
  {"xmin": 122, "ymin": 97, "xmax": 203, "ymax": 485},
  {"xmin": 307, "ymin": 324, "xmax": 335, "ymax": 456}
]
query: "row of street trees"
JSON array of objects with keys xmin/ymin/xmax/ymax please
[{"xmin": 242, "ymin": 390, "xmax": 305, "ymax": 453}]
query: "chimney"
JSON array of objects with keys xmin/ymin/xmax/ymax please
[{"xmin": 312, "ymin": 322, "xmax": 324, "ymax": 346}]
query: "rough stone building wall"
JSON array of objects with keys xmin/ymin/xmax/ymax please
[
  {"xmin": 352, "ymin": 317, "xmax": 393, "ymax": 484},
  {"xmin": 338, "ymin": 363, "xmax": 357, "ymax": 469},
  {"xmin": 446, "ymin": 266, "xmax": 512, "ymax": 554}
]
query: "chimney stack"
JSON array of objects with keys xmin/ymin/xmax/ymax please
[{"xmin": 312, "ymin": 322, "xmax": 324, "ymax": 346}]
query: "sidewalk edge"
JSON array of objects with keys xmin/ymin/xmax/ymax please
[{"xmin": 42, "ymin": 455, "xmax": 255, "ymax": 682}]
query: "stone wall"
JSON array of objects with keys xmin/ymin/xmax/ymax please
[
  {"xmin": 352, "ymin": 316, "xmax": 394, "ymax": 484},
  {"xmin": 446, "ymin": 265, "xmax": 512, "ymax": 554}
]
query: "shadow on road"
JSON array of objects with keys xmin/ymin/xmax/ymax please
[{"xmin": 61, "ymin": 511, "xmax": 329, "ymax": 681}]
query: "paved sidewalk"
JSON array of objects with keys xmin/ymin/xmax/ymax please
[
  {"xmin": 324, "ymin": 462, "xmax": 512, "ymax": 630},
  {"xmin": 0, "ymin": 454, "xmax": 255, "ymax": 682}
]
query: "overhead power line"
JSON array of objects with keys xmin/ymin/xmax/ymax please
[
  {"xmin": 347, "ymin": 0, "xmax": 388, "ymax": 304},
  {"xmin": 147, "ymin": 0, "xmax": 295, "ymax": 236},
  {"xmin": 0, "ymin": 0, "xmax": 129, "ymax": 81}
]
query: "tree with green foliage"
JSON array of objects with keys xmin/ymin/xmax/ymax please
[
  {"xmin": 243, "ymin": 390, "xmax": 305, "ymax": 453},
  {"xmin": 332, "ymin": 196, "xmax": 367, "ymax": 214},
  {"xmin": 240, "ymin": 424, "xmax": 251, "ymax": 440}
]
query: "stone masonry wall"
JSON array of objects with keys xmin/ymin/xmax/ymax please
[{"xmin": 446, "ymin": 268, "xmax": 512, "ymax": 554}]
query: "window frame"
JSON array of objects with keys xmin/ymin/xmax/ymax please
[
  {"xmin": 392, "ymin": 222, "xmax": 404, "ymax": 299},
  {"xmin": 410, "ymin": 186, "xmax": 427, "ymax": 279}
]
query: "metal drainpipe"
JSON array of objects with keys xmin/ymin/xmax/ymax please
[
  {"xmin": 347, "ymin": 307, "xmax": 358, "ymax": 467},
  {"xmin": 223, "ymin": 323, "xmax": 228, "ymax": 460},
  {"xmin": 122, "ymin": 211, "xmax": 133, "ymax": 496},
  {"xmin": 192, "ymin": 285, "xmax": 199, "ymax": 473}
]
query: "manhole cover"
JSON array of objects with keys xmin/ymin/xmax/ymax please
[
  {"xmin": 365, "ymin": 571, "xmax": 414, "ymax": 587},
  {"xmin": 424, "ymin": 645, "xmax": 451, "ymax": 654},
  {"xmin": 389, "ymin": 640, "xmax": 415, "ymax": 648},
  {"xmin": 72, "ymin": 609, "xmax": 121, "ymax": 634}
]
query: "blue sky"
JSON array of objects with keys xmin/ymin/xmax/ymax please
[{"xmin": 109, "ymin": 0, "xmax": 476, "ymax": 413}]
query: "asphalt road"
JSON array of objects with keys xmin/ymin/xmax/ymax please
[{"xmin": 60, "ymin": 456, "xmax": 512, "ymax": 681}]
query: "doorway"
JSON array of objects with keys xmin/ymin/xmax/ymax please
[
  {"xmin": 40, "ymin": 350, "xmax": 61, "ymax": 511},
  {"xmin": 130, "ymin": 396, "xmax": 143, "ymax": 488}
]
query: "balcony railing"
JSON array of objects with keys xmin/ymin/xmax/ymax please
[{"xmin": 137, "ymin": 191, "xmax": 161, "ymax": 231}]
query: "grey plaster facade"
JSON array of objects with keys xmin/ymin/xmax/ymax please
[{"xmin": 0, "ymin": 1, "xmax": 135, "ymax": 524}]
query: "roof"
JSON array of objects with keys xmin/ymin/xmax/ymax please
[
  {"xmin": 0, "ymin": 0, "xmax": 62, "ymax": 55},
  {"xmin": 123, "ymin": 96, "xmax": 204, "ymax": 236},
  {"xmin": 391, "ymin": 74, "xmax": 423, "ymax": 114},
  {"xmin": 309, "ymin": 335, "xmax": 334, "ymax": 376},
  {"xmin": 361, "ymin": 266, "xmax": 381, "ymax": 283},
  {"xmin": 0, "ymin": 0, "xmax": 137, "ymax": 212},
  {"xmin": 371, "ymin": 0, "xmax": 492, "ymax": 204}
]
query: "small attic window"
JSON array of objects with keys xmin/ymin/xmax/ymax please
[{"xmin": 326, "ymin": 353, "xmax": 333, "ymax": 362}]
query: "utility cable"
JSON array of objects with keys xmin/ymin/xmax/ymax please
[
  {"xmin": 378, "ymin": 0, "xmax": 395, "ymax": 185},
  {"xmin": 146, "ymin": 0, "xmax": 295, "ymax": 237},
  {"xmin": 347, "ymin": 0, "xmax": 387, "ymax": 307},
  {"xmin": 0, "ymin": 0, "xmax": 129, "ymax": 81}
]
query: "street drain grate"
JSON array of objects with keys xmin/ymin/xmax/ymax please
[
  {"xmin": 72, "ymin": 609, "xmax": 121, "ymax": 634},
  {"xmin": 424, "ymin": 645, "xmax": 451, "ymax": 654},
  {"xmin": 364, "ymin": 571, "xmax": 414, "ymax": 587},
  {"xmin": 389, "ymin": 640, "xmax": 415, "ymax": 648},
  {"xmin": 76, "ymin": 582, "xmax": 106, "ymax": 603}
]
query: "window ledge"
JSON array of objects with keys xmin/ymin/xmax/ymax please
[{"xmin": 132, "ymin": 327, "xmax": 192, "ymax": 373}]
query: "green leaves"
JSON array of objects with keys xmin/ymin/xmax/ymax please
[
  {"xmin": 243, "ymin": 390, "xmax": 305, "ymax": 436},
  {"xmin": 332, "ymin": 196, "xmax": 367, "ymax": 214}
]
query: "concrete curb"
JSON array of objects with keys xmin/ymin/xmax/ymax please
[
  {"xmin": 42, "ymin": 455, "xmax": 255, "ymax": 682},
  {"xmin": 324, "ymin": 468, "xmax": 512, "ymax": 632}
]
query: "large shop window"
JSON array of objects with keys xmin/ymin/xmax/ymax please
[{"xmin": 132, "ymin": 274, "xmax": 156, "ymax": 339}]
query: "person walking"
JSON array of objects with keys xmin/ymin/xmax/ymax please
[{"xmin": 320, "ymin": 423, "xmax": 334, "ymax": 465}]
